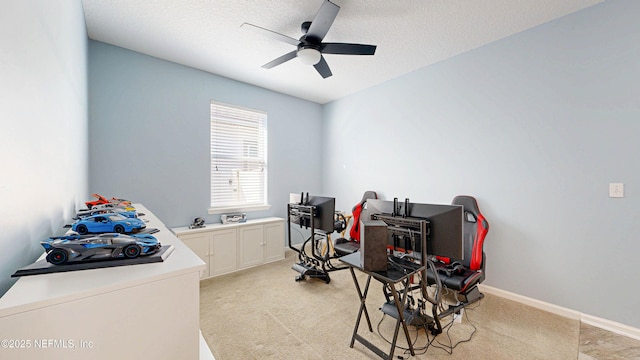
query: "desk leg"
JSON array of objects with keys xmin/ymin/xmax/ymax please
[
  {"xmin": 349, "ymin": 268, "xmax": 373, "ymax": 349},
  {"xmin": 388, "ymin": 280, "xmax": 416, "ymax": 357}
]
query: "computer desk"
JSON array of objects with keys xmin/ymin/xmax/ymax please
[{"xmin": 339, "ymin": 252, "xmax": 426, "ymax": 360}]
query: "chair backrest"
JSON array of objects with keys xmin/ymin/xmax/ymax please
[
  {"xmin": 349, "ymin": 191, "xmax": 378, "ymax": 242},
  {"xmin": 452, "ymin": 195, "xmax": 489, "ymax": 271}
]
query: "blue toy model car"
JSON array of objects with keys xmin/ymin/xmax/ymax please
[
  {"xmin": 71, "ymin": 213, "xmax": 146, "ymax": 235},
  {"xmin": 41, "ymin": 233, "xmax": 161, "ymax": 265}
]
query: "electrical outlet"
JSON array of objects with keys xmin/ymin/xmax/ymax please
[
  {"xmin": 609, "ymin": 183, "xmax": 624, "ymax": 198},
  {"xmin": 454, "ymin": 308, "xmax": 464, "ymax": 323}
]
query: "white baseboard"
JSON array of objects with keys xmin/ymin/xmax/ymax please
[
  {"xmin": 479, "ymin": 284, "xmax": 581, "ymax": 320},
  {"xmin": 580, "ymin": 314, "xmax": 640, "ymax": 341},
  {"xmin": 479, "ymin": 284, "xmax": 640, "ymax": 341}
]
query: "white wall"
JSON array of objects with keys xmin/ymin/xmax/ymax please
[
  {"xmin": 322, "ymin": 0, "xmax": 640, "ymax": 328},
  {"xmin": 0, "ymin": 0, "xmax": 88, "ymax": 295},
  {"xmin": 88, "ymin": 41, "xmax": 323, "ymax": 230}
]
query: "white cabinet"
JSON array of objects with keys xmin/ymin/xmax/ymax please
[
  {"xmin": 0, "ymin": 204, "xmax": 207, "ymax": 360},
  {"xmin": 238, "ymin": 224, "xmax": 266, "ymax": 269},
  {"xmin": 179, "ymin": 228, "xmax": 238, "ymax": 278},
  {"xmin": 180, "ymin": 232, "xmax": 212, "ymax": 278},
  {"xmin": 211, "ymin": 228, "xmax": 238, "ymax": 276},
  {"xmin": 173, "ymin": 217, "xmax": 285, "ymax": 279},
  {"xmin": 264, "ymin": 222, "xmax": 286, "ymax": 263}
]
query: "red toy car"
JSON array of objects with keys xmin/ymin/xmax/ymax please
[
  {"xmin": 84, "ymin": 194, "xmax": 134, "ymax": 209},
  {"xmin": 84, "ymin": 194, "xmax": 110, "ymax": 208}
]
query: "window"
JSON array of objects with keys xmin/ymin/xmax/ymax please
[{"xmin": 209, "ymin": 101, "xmax": 268, "ymax": 213}]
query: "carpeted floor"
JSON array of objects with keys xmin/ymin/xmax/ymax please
[{"xmin": 199, "ymin": 250, "xmax": 638, "ymax": 359}]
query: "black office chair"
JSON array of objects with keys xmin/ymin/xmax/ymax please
[
  {"xmin": 333, "ymin": 191, "xmax": 378, "ymax": 256},
  {"xmin": 427, "ymin": 195, "xmax": 489, "ymax": 305}
]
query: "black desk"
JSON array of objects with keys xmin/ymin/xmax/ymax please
[{"xmin": 339, "ymin": 252, "xmax": 426, "ymax": 360}]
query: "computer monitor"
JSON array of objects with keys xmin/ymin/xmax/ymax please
[
  {"xmin": 307, "ymin": 196, "xmax": 336, "ymax": 234},
  {"xmin": 288, "ymin": 193, "xmax": 336, "ymax": 234},
  {"xmin": 364, "ymin": 199, "xmax": 464, "ymax": 261}
]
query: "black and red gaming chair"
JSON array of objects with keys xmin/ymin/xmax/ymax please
[
  {"xmin": 334, "ymin": 191, "xmax": 378, "ymax": 256},
  {"xmin": 428, "ymin": 195, "xmax": 489, "ymax": 305}
]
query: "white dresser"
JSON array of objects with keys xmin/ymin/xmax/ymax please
[{"xmin": 0, "ymin": 204, "xmax": 212, "ymax": 360}]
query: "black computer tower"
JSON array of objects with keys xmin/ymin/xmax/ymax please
[{"xmin": 360, "ymin": 220, "xmax": 388, "ymax": 272}]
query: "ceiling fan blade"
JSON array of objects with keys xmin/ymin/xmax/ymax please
[
  {"xmin": 241, "ymin": 22, "xmax": 299, "ymax": 47},
  {"xmin": 320, "ymin": 43, "xmax": 377, "ymax": 55},
  {"xmin": 262, "ymin": 51, "xmax": 297, "ymax": 69},
  {"xmin": 313, "ymin": 56, "xmax": 333, "ymax": 78},
  {"xmin": 306, "ymin": 1, "xmax": 340, "ymax": 42}
]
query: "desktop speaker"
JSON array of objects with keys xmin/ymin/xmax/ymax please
[{"xmin": 360, "ymin": 220, "xmax": 388, "ymax": 272}]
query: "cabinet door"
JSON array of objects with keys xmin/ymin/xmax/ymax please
[
  {"xmin": 238, "ymin": 225, "xmax": 264, "ymax": 269},
  {"xmin": 179, "ymin": 233, "xmax": 211, "ymax": 279},
  {"xmin": 210, "ymin": 229, "xmax": 237, "ymax": 276},
  {"xmin": 264, "ymin": 221, "xmax": 285, "ymax": 263}
]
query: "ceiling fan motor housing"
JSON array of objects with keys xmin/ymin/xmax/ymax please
[{"xmin": 301, "ymin": 21, "xmax": 312, "ymax": 34}]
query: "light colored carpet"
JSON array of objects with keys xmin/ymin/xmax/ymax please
[
  {"xmin": 578, "ymin": 323, "xmax": 640, "ymax": 360},
  {"xmin": 200, "ymin": 250, "xmax": 583, "ymax": 359}
]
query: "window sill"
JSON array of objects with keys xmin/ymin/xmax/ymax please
[{"xmin": 208, "ymin": 204, "xmax": 271, "ymax": 214}]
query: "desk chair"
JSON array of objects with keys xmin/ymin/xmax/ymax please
[
  {"xmin": 428, "ymin": 195, "xmax": 489, "ymax": 305},
  {"xmin": 333, "ymin": 191, "xmax": 378, "ymax": 256}
]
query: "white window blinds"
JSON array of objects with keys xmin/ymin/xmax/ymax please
[{"xmin": 210, "ymin": 101, "xmax": 268, "ymax": 212}]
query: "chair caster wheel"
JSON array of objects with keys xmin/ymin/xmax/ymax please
[{"xmin": 295, "ymin": 275, "xmax": 305, "ymax": 282}]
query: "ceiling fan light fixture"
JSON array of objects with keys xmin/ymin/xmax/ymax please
[{"xmin": 297, "ymin": 47, "xmax": 321, "ymax": 65}]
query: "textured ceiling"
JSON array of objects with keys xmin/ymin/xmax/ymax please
[{"xmin": 81, "ymin": 0, "xmax": 603, "ymax": 104}]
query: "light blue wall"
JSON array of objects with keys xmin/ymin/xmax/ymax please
[
  {"xmin": 0, "ymin": 0, "xmax": 88, "ymax": 295},
  {"xmin": 89, "ymin": 41, "xmax": 323, "ymax": 229},
  {"xmin": 86, "ymin": 0, "xmax": 639, "ymax": 328},
  {"xmin": 323, "ymin": 0, "xmax": 640, "ymax": 328}
]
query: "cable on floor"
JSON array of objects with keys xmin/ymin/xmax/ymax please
[{"xmin": 428, "ymin": 302, "xmax": 478, "ymax": 354}]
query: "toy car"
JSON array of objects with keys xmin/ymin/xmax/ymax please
[
  {"xmin": 74, "ymin": 207, "xmax": 138, "ymax": 220},
  {"xmin": 84, "ymin": 193, "xmax": 110, "ymax": 208},
  {"xmin": 110, "ymin": 197, "xmax": 132, "ymax": 207},
  {"xmin": 41, "ymin": 233, "xmax": 161, "ymax": 265},
  {"xmin": 89, "ymin": 203, "xmax": 136, "ymax": 212},
  {"xmin": 71, "ymin": 213, "xmax": 146, "ymax": 235},
  {"xmin": 84, "ymin": 194, "xmax": 135, "ymax": 211}
]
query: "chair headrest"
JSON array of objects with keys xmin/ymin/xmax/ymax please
[
  {"xmin": 452, "ymin": 195, "xmax": 481, "ymax": 216},
  {"xmin": 360, "ymin": 191, "xmax": 378, "ymax": 205}
]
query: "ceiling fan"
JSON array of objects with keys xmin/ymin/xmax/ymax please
[{"xmin": 241, "ymin": 0, "xmax": 377, "ymax": 78}]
